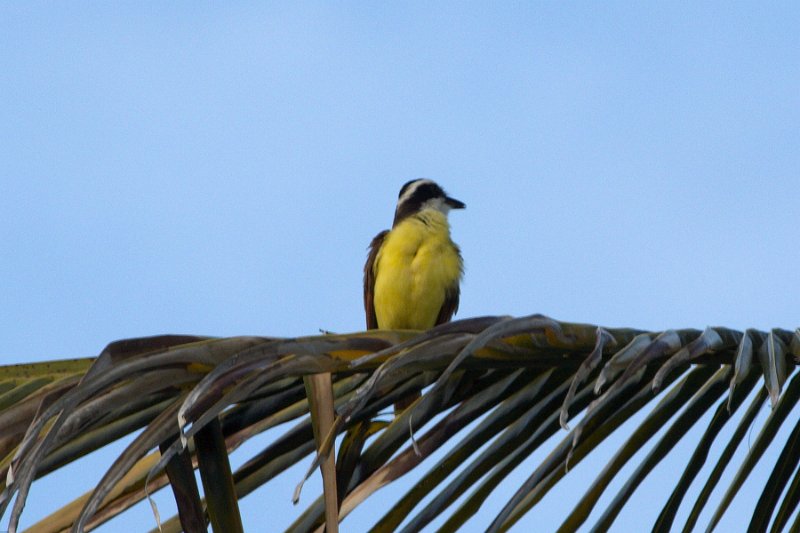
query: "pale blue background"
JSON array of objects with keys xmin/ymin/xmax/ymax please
[{"xmin": 1, "ymin": 3, "xmax": 798, "ymax": 532}]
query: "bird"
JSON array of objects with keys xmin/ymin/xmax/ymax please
[{"xmin": 363, "ymin": 179, "xmax": 465, "ymax": 412}]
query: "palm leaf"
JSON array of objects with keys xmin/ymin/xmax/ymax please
[{"xmin": 0, "ymin": 317, "xmax": 797, "ymax": 532}]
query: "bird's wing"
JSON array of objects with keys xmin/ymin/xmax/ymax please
[
  {"xmin": 435, "ymin": 282, "xmax": 460, "ymax": 325},
  {"xmin": 435, "ymin": 242, "xmax": 462, "ymax": 325},
  {"xmin": 363, "ymin": 230, "xmax": 388, "ymax": 330}
]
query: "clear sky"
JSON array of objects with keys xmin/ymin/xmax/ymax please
[{"xmin": 1, "ymin": 3, "xmax": 798, "ymax": 532}]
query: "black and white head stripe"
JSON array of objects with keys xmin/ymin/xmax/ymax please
[{"xmin": 393, "ymin": 179, "xmax": 465, "ymax": 226}]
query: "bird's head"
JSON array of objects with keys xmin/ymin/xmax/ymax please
[{"xmin": 393, "ymin": 179, "xmax": 465, "ymax": 226}]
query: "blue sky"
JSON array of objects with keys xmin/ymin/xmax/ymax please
[{"xmin": 1, "ymin": 3, "xmax": 798, "ymax": 532}]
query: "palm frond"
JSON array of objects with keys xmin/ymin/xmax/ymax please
[{"xmin": 0, "ymin": 317, "xmax": 797, "ymax": 532}]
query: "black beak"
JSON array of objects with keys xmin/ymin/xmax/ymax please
[{"xmin": 445, "ymin": 196, "xmax": 466, "ymax": 209}]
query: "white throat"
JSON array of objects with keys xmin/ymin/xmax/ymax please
[{"xmin": 420, "ymin": 197, "xmax": 451, "ymax": 216}]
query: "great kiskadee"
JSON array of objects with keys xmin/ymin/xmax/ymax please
[{"xmin": 363, "ymin": 180, "xmax": 465, "ymax": 409}]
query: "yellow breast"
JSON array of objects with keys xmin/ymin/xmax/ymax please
[{"xmin": 373, "ymin": 210, "xmax": 462, "ymax": 330}]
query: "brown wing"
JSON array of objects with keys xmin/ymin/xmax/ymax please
[
  {"xmin": 435, "ymin": 282, "xmax": 460, "ymax": 325},
  {"xmin": 363, "ymin": 230, "xmax": 388, "ymax": 330},
  {"xmin": 435, "ymin": 242, "xmax": 462, "ymax": 325}
]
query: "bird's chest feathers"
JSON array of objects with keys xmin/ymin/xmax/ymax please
[{"xmin": 373, "ymin": 213, "xmax": 461, "ymax": 329}]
